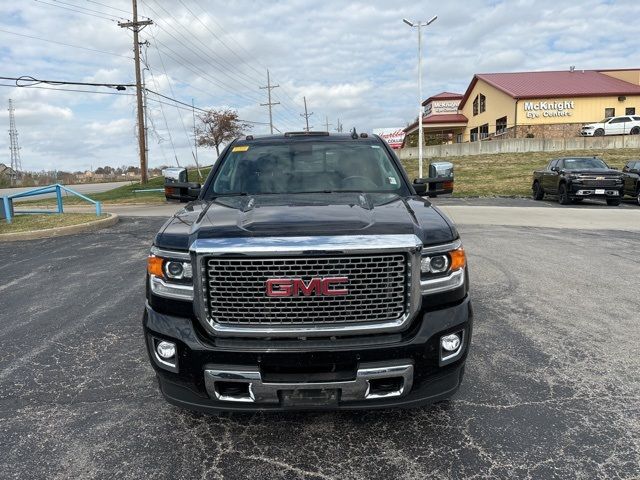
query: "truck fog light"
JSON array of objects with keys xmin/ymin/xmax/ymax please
[
  {"xmin": 156, "ymin": 340, "xmax": 176, "ymax": 359},
  {"xmin": 441, "ymin": 333, "xmax": 461, "ymax": 352}
]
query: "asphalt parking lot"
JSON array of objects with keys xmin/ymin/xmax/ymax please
[{"xmin": 1, "ymin": 216, "xmax": 639, "ymax": 479}]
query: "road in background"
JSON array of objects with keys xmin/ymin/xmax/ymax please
[
  {"xmin": 0, "ymin": 181, "xmax": 132, "ymax": 201},
  {"xmin": 0, "ymin": 218, "xmax": 638, "ymax": 479}
]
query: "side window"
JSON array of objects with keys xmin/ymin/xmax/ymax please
[
  {"xmin": 479, "ymin": 94, "xmax": 486, "ymax": 114},
  {"xmin": 610, "ymin": 117, "xmax": 625, "ymax": 124},
  {"xmin": 634, "ymin": 117, "xmax": 640, "ymax": 121},
  {"xmin": 548, "ymin": 160, "xmax": 558, "ymax": 170},
  {"xmin": 473, "ymin": 96, "xmax": 479, "ymax": 116}
]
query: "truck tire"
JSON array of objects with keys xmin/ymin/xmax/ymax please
[
  {"xmin": 532, "ymin": 181, "xmax": 544, "ymax": 200},
  {"xmin": 558, "ymin": 183, "xmax": 571, "ymax": 205},
  {"xmin": 606, "ymin": 198, "xmax": 621, "ymax": 206},
  {"xmin": 631, "ymin": 126, "xmax": 640, "ymax": 135},
  {"xmin": 594, "ymin": 128, "xmax": 605, "ymax": 136}
]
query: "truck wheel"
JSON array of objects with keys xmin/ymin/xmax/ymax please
[
  {"xmin": 631, "ymin": 126, "xmax": 640, "ymax": 135},
  {"xmin": 594, "ymin": 128, "xmax": 605, "ymax": 136},
  {"xmin": 606, "ymin": 198, "xmax": 621, "ymax": 206},
  {"xmin": 558, "ymin": 184, "xmax": 571, "ymax": 205},
  {"xmin": 532, "ymin": 181, "xmax": 544, "ymax": 200}
]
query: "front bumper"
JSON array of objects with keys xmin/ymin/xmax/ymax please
[
  {"xmin": 569, "ymin": 184, "xmax": 623, "ymax": 198},
  {"xmin": 143, "ymin": 297, "xmax": 473, "ymax": 412}
]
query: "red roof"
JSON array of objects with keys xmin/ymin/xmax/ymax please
[
  {"xmin": 403, "ymin": 114, "xmax": 468, "ymax": 133},
  {"xmin": 459, "ymin": 70, "xmax": 640, "ymax": 108},
  {"xmin": 422, "ymin": 91, "xmax": 463, "ymax": 106}
]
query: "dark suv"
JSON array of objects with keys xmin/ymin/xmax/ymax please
[
  {"xmin": 622, "ymin": 160, "xmax": 640, "ymax": 205},
  {"xmin": 144, "ymin": 132, "xmax": 472, "ymax": 412},
  {"xmin": 532, "ymin": 156, "xmax": 624, "ymax": 205}
]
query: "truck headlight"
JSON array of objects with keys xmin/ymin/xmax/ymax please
[
  {"xmin": 420, "ymin": 241, "xmax": 466, "ymax": 294},
  {"xmin": 147, "ymin": 247, "xmax": 194, "ymax": 301}
]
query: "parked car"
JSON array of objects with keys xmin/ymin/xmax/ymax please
[
  {"xmin": 622, "ymin": 160, "xmax": 640, "ymax": 205},
  {"xmin": 144, "ymin": 131, "xmax": 472, "ymax": 412},
  {"xmin": 580, "ymin": 115, "xmax": 640, "ymax": 136},
  {"xmin": 532, "ymin": 156, "xmax": 624, "ymax": 206}
]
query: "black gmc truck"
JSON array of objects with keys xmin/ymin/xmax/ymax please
[
  {"xmin": 532, "ymin": 156, "xmax": 624, "ymax": 205},
  {"xmin": 144, "ymin": 132, "xmax": 472, "ymax": 412}
]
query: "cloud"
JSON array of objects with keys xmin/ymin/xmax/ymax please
[{"xmin": 0, "ymin": 0, "xmax": 638, "ymax": 171}]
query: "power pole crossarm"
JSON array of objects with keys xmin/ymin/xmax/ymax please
[
  {"xmin": 119, "ymin": 0, "xmax": 153, "ymax": 183},
  {"xmin": 260, "ymin": 69, "xmax": 280, "ymax": 135}
]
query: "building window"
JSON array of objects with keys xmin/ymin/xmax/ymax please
[
  {"xmin": 479, "ymin": 94, "xmax": 486, "ymax": 113},
  {"xmin": 479, "ymin": 123, "xmax": 489, "ymax": 140},
  {"xmin": 496, "ymin": 116, "xmax": 507, "ymax": 134},
  {"xmin": 626, "ymin": 107, "xmax": 636, "ymax": 115},
  {"xmin": 605, "ymin": 108, "xmax": 615, "ymax": 118},
  {"xmin": 470, "ymin": 127, "xmax": 479, "ymax": 141},
  {"xmin": 473, "ymin": 96, "xmax": 479, "ymax": 116},
  {"xmin": 472, "ymin": 94, "xmax": 487, "ymax": 116}
]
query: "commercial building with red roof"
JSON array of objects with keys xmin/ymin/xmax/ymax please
[{"xmin": 405, "ymin": 68, "xmax": 640, "ymax": 145}]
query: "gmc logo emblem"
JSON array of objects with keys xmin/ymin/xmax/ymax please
[{"xmin": 266, "ymin": 277, "xmax": 349, "ymax": 297}]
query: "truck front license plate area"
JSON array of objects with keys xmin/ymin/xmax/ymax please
[{"xmin": 204, "ymin": 361, "xmax": 413, "ymax": 406}]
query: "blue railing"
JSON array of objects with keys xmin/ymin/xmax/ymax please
[{"xmin": 1, "ymin": 184, "xmax": 102, "ymax": 224}]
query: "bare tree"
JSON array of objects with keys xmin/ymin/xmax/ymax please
[{"xmin": 196, "ymin": 108, "xmax": 251, "ymax": 156}]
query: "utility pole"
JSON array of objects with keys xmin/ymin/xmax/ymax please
[
  {"xmin": 8, "ymin": 99, "xmax": 21, "ymax": 186},
  {"xmin": 335, "ymin": 118, "xmax": 343, "ymax": 133},
  {"xmin": 300, "ymin": 96, "xmax": 313, "ymax": 132},
  {"xmin": 119, "ymin": 0, "xmax": 153, "ymax": 183},
  {"xmin": 324, "ymin": 115, "xmax": 332, "ymax": 133},
  {"xmin": 260, "ymin": 69, "xmax": 280, "ymax": 134}
]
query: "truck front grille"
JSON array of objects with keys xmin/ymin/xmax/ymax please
[
  {"xmin": 581, "ymin": 178, "xmax": 619, "ymax": 187},
  {"xmin": 204, "ymin": 254, "xmax": 407, "ymax": 325}
]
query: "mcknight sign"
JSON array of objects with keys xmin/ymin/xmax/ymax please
[{"xmin": 524, "ymin": 100, "xmax": 575, "ymax": 118}]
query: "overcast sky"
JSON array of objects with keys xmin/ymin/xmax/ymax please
[{"xmin": 1, "ymin": 0, "xmax": 639, "ymax": 172}]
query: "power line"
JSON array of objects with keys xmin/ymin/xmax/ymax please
[
  {"xmin": 48, "ymin": 0, "xmax": 128, "ymax": 21},
  {"xmin": 86, "ymin": 0, "xmax": 134, "ymax": 15},
  {"xmin": 142, "ymin": 0, "xmax": 262, "ymax": 90},
  {"xmin": 32, "ymin": 0, "xmax": 120, "ymax": 22},
  {"xmin": 0, "ymin": 75, "xmax": 135, "ymax": 89},
  {"xmin": 0, "ymin": 28, "xmax": 132, "ymax": 59},
  {"xmin": 0, "ymin": 83, "xmax": 135, "ymax": 95}
]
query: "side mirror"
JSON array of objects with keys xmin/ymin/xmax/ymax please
[
  {"xmin": 412, "ymin": 179, "xmax": 427, "ymax": 196},
  {"xmin": 551, "ymin": 166, "xmax": 559, "ymax": 172},
  {"xmin": 186, "ymin": 186, "xmax": 201, "ymax": 200}
]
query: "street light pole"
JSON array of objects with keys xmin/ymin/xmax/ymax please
[{"xmin": 404, "ymin": 15, "xmax": 437, "ymax": 179}]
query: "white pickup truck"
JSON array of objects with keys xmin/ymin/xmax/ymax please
[{"xmin": 580, "ymin": 115, "xmax": 640, "ymax": 136}]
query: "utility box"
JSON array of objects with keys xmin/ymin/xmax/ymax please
[{"xmin": 163, "ymin": 168, "xmax": 201, "ymax": 202}]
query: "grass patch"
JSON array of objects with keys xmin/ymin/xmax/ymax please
[
  {"xmin": 400, "ymin": 148, "xmax": 640, "ymax": 197},
  {"xmin": 0, "ymin": 213, "xmax": 108, "ymax": 234}
]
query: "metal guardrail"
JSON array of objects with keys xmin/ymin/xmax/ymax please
[{"xmin": 1, "ymin": 184, "xmax": 102, "ymax": 224}]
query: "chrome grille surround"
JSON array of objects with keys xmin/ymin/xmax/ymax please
[{"xmin": 190, "ymin": 235, "xmax": 423, "ymax": 337}]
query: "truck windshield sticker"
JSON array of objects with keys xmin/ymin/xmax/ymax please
[
  {"xmin": 232, "ymin": 145, "xmax": 250, "ymax": 152},
  {"xmin": 389, "ymin": 177, "xmax": 397, "ymax": 185}
]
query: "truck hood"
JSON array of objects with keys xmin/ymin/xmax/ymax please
[{"xmin": 154, "ymin": 193, "xmax": 457, "ymax": 251}]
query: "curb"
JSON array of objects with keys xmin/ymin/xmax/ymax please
[{"xmin": 0, "ymin": 213, "xmax": 119, "ymax": 242}]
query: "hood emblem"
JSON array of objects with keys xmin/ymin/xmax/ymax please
[{"xmin": 266, "ymin": 277, "xmax": 349, "ymax": 297}]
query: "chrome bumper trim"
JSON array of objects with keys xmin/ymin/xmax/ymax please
[
  {"xmin": 150, "ymin": 246, "xmax": 191, "ymax": 261},
  {"xmin": 204, "ymin": 361, "xmax": 414, "ymax": 404},
  {"xmin": 149, "ymin": 275, "xmax": 194, "ymax": 301},
  {"xmin": 421, "ymin": 268, "xmax": 465, "ymax": 295}
]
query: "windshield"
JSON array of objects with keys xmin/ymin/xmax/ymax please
[
  {"xmin": 208, "ymin": 140, "xmax": 407, "ymax": 195},
  {"xmin": 563, "ymin": 157, "xmax": 608, "ymax": 169},
  {"xmin": 598, "ymin": 117, "xmax": 612, "ymax": 123}
]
